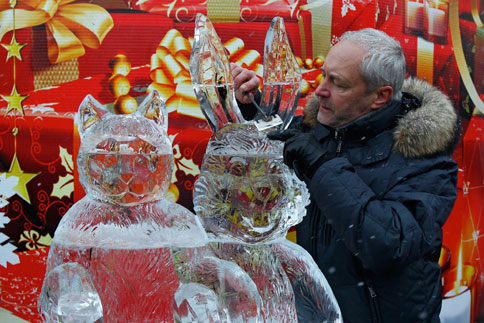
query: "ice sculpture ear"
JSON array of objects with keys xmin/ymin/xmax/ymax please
[
  {"xmin": 189, "ymin": 13, "xmax": 245, "ymax": 133},
  {"xmin": 76, "ymin": 94, "xmax": 110, "ymax": 138},
  {"xmin": 136, "ymin": 90, "xmax": 169, "ymax": 132},
  {"xmin": 259, "ymin": 17, "xmax": 302, "ymax": 130}
]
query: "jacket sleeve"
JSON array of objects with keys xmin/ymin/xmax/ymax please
[{"xmin": 308, "ymin": 156, "xmax": 458, "ymax": 274}]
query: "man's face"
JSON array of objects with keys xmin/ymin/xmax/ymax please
[{"xmin": 315, "ymin": 40, "xmax": 378, "ymax": 128}]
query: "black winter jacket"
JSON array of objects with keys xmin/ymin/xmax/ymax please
[{"xmin": 242, "ymin": 78, "xmax": 459, "ymax": 322}]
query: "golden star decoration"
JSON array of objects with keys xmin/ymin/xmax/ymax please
[
  {"xmin": 4, "ymin": 154, "xmax": 40, "ymax": 204},
  {"xmin": 2, "ymin": 35, "xmax": 27, "ymax": 61},
  {"xmin": 1, "ymin": 85, "xmax": 28, "ymax": 115}
]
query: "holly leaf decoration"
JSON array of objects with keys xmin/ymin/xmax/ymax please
[
  {"xmin": 52, "ymin": 146, "xmax": 74, "ymax": 199},
  {"xmin": 176, "ymin": 157, "xmax": 200, "ymax": 177}
]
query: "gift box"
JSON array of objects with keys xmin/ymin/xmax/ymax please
[
  {"xmin": 380, "ymin": 15, "xmax": 460, "ymax": 104},
  {"xmin": 124, "ymin": 0, "xmax": 315, "ymax": 64},
  {"xmin": 299, "ymin": 0, "xmax": 377, "ymax": 57},
  {"xmin": 0, "ymin": 10, "xmax": 174, "ymax": 94},
  {"xmin": 0, "ymin": 0, "xmax": 114, "ymax": 93}
]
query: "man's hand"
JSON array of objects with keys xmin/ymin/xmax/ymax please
[
  {"xmin": 268, "ymin": 129, "xmax": 334, "ymax": 182},
  {"xmin": 231, "ymin": 63, "xmax": 260, "ymax": 104}
]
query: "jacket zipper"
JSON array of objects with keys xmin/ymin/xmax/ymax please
[
  {"xmin": 363, "ymin": 273, "xmax": 382, "ymax": 323},
  {"xmin": 334, "ymin": 129, "xmax": 344, "ymax": 155},
  {"xmin": 311, "ymin": 130, "xmax": 343, "ymax": 259},
  {"xmin": 311, "ymin": 206, "xmax": 321, "ymax": 262}
]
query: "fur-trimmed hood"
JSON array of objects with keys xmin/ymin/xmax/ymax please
[{"xmin": 302, "ymin": 77, "xmax": 459, "ymax": 158}]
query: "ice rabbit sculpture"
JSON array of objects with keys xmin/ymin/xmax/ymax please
[
  {"xmin": 37, "ymin": 92, "xmax": 260, "ymax": 322},
  {"xmin": 190, "ymin": 14, "xmax": 342, "ymax": 322}
]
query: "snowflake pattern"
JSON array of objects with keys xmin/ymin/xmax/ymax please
[{"xmin": 0, "ymin": 175, "xmax": 21, "ymax": 267}]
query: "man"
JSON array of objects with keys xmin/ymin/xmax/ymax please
[{"xmin": 231, "ymin": 28, "xmax": 459, "ymax": 322}]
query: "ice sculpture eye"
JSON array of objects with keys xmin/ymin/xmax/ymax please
[
  {"xmin": 228, "ymin": 157, "xmax": 248, "ymax": 177},
  {"xmin": 267, "ymin": 160, "xmax": 281, "ymax": 175}
]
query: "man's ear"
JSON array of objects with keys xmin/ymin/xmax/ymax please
[{"xmin": 370, "ymin": 85, "xmax": 393, "ymax": 110}]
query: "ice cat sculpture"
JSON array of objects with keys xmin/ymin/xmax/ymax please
[
  {"xmin": 190, "ymin": 14, "xmax": 342, "ymax": 322},
  {"xmin": 38, "ymin": 91, "xmax": 260, "ymax": 322}
]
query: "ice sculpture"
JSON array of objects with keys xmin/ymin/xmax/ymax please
[
  {"xmin": 38, "ymin": 91, "xmax": 259, "ymax": 322},
  {"xmin": 259, "ymin": 15, "xmax": 302, "ymax": 129},
  {"xmin": 190, "ymin": 14, "xmax": 342, "ymax": 322}
]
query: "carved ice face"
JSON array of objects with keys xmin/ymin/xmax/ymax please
[
  {"xmin": 76, "ymin": 92, "xmax": 172, "ymax": 206},
  {"xmin": 193, "ymin": 124, "xmax": 309, "ymax": 243}
]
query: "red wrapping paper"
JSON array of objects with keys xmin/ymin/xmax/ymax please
[
  {"xmin": 0, "ymin": 12, "xmax": 174, "ymax": 94},
  {"xmin": 78, "ymin": 13, "xmax": 174, "ymax": 78},
  {"xmin": 376, "ymin": 0, "xmax": 403, "ymax": 29},
  {"xmin": 329, "ymin": 0, "xmax": 377, "ymax": 39},
  {"xmin": 0, "ymin": 248, "xmax": 49, "ymax": 323}
]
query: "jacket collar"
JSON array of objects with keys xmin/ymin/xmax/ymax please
[
  {"xmin": 310, "ymin": 97, "xmax": 402, "ymax": 143},
  {"xmin": 303, "ymin": 77, "xmax": 459, "ymax": 158}
]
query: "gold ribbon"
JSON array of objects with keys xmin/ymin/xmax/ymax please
[
  {"xmin": 416, "ymin": 37, "xmax": 434, "ymax": 84},
  {"xmin": 300, "ymin": 0, "xmax": 332, "ymax": 57},
  {"xmin": 149, "ymin": 29, "xmax": 263, "ymax": 119},
  {"xmin": 149, "ymin": 29, "xmax": 201, "ymax": 118},
  {"xmin": 449, "ymin": 0, "xmax": 484, "ymax": 114},
  {"xmin": 0, "ymin": 0, "xmax": 113, "ymax": 64},
  {"xmin": 471, "ymin": 0, "xmax": 483, "ymax": 28},
  {"xmin": 298, "ymin": 14, "xmax": 307, "ymax": 59},
  {"xmin": 207, "ymin": 0, "xmax": 240, "ymax": 23}
]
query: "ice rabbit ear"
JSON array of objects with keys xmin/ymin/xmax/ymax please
[
  {"xmin": 135, "ymin": 90, "xmax": 169, "ymax": 132},
  {"xmin": 259, "ymin": 17, "xmax": 302, "ymax": 130},
  {"xmin": 189, "ymin": 13, "xmax": 245, "ymax": 133},
  {"xmin": 76, "ymin": 95, "xmax": 110, "ymax": 138}
]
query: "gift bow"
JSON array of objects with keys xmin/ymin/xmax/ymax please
[
  {"xmin": 0, "ymin": 0, "xmax": 113, "ymax": 63},
  {"xmin": 149, "ymin": 29, "xmax": 262, "ymax": 119}
]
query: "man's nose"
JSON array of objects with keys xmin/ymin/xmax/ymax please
[{"xmin": 314, "ymin": 76, "xmax": 329, "ymax": 97}]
